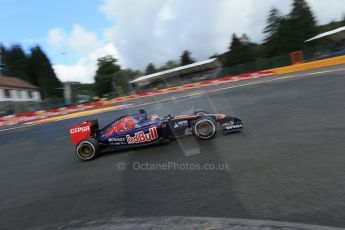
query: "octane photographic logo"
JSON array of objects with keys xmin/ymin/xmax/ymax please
[{"xmin": 126, "ymin": 127, "xmax": 158, "ymax": 144}]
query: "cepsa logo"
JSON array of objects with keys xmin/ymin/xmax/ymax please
[
  {"xmin": 126, "ymin": 127, "xmax": 158, "ymax": 144},
  {"xmin": 70, "ymin": 126, "xmax": 90, "ymax": 134}
]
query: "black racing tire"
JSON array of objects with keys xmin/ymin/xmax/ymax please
[
  {"xmin": 194, "ymin": 111, "xmax": 208, "ymax": 116},
  {"xmin": 193, "ymin": 117, "xmax": 217, "ymax": 140},
  {"xmin": 76, "ymin": 138, "xmax": 100, "ymax": 161}
]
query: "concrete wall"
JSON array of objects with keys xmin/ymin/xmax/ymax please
[{"xmin": 0, "ymin": 101, "xmax": 43, "ymax": 115}]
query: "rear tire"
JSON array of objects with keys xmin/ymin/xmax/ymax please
[
  {"xmin": 76, "ymin": 138, "xmax": 99, "ymax": 161},
  {"xmin": 193, "ymin": 117, "xmax": 217, "ymax": 140}
]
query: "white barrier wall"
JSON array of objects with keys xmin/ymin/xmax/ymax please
[
  {"xmin": 0, "ymin": 88, "xmax": 5, "ymax": 101},
  {"xmin": 0, "ymin": 88, "xmax": 41, "ymax": 102}
]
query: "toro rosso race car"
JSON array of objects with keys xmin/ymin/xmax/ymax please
[{"xmin": 69, "ymin": 109, "xmax": 243, "ymax": 161}]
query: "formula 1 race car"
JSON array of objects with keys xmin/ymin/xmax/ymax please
[{"xmin": 69, "ymin": 109, "xmax": 243, "ymax": 161}]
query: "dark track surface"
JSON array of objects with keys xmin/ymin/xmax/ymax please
[{"xmin": 1, "ymin": 65, "xmax": 345, "ymax": 229}]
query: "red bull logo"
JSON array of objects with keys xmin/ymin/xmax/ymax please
[{"xmin": 126, "ymin": 127, "xmax": 158, "ymax": 144}]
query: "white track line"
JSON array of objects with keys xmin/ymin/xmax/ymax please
[{"xmin": 0, "ymin": 124, "xmax": 35, "ymax": 132}]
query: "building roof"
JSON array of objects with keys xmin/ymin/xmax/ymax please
[
  {"xmin": 130, "ymin": 58, "xmax": 220, "ymax": 84},
  {"xmin": 305, "ymin": 26, "xmax": 345, "ymax": 42},
  {"xmin": 0, "ymin": 76, "xmax": 39, "ymax": 90}
]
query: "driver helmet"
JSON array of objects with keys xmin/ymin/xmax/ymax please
[
  {"xmin": 136, "ymin": 109, "xmax": 147, "ymax": 122},
  {"xmin": 149, "ymin": 114, "xmax": 160, "ymax": 122}
]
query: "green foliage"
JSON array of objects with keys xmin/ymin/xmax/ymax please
[
  {"xmin": 180, "ymin": 50, "xmax": 195, "ymax": 66},
  {"xmin": 220, "ymin": 34, "xmax": 259, "ymax": 67},
  {"xmin": 94, "ymin": 55, "xmax": 121, "ymax": 97},
  {"xmin": 287, "ymin": 0, "xmax": 317, "ymax": 50},
  {"xmin": 113, "ymin": 69, "xmax": 140, "ymax": 96},
  {"xmin": 263, "ymin": 0, "xmax": 317, "ymax": 57},
  {"xmin": 2, "ymin": 0, "xmax": 343, "ymax": 100},
  {"xmin": 0, "ymin": 45, "xmax": 8, "ymax": 75},
  {"xmin": 209, "ymin": 53, "xmax": 219, "ymax": 59},
  {"xmin": 28, "ymin": 46, "xmax": 63, "ymax": 98},
  {"xmin": 318, "ymin": 20, "xmax": 345, "ymax": 33},
  {"xmin": 0, "ymin": 44, "xmax": 63, "ymax": 99},
  {"xmin": 263, "ymin": 7, "xmax": 284, "ymax": 56},
  {"xmin": 70, "ymin": 82, "xmax": 95, "ymax": 100},
  {"xmin": 0, "ymin": 45, "xmax": 29, "ymax": 82},
  {"xmin": 159, "ymin": 60, "xmax": 179, "ymax": 71},
  {"xmin": 263, "ymin": 7, "xmax": 282, "ymax": 39},
  {"xmin": 145, "ymin": 63, "xmax": 157, "ymax": 75}
]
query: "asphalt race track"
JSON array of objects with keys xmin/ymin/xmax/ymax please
[{"xmin": 1, "ymin": 65, "xmax": 345, "ymax": 229}]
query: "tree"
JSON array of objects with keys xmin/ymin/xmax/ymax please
[
  {"xmin": 159, "ymin": 60, "xmax": 179, "ymax": 71},
  {"xmin": 262, "ymin": 1, "xmax": 317, "ymax": 56},
  {"xmin": 228, "ymin": 34, "xmax": 242, "ymax": 54},
  {"xmin": 209, "ymin": 53, "xmax": 219, "ymax": 59},
  {"xmin": 113, "ymin": 69, "xmax": 141, "ymax": 96},
  {"xmin": 240, "ymin": 34, "xmax": 250, "ymax": 45},
  {"xmin": 28, "ymin": 46, "xmax": 63, "ymax": 98},
  {"xmin": 286, "ymin": 0, "xmax": 317, "ymax": 51},
  {"xmin": 262, "ymin": 7, "xmax": 290, "ymax": 57},
  {"xmin": 218, "ymin": 34, "xmax": 240, "ymax": 66},
  {"xmin": 0, "ymin": 45, "xmax": 8, "ymax": 75},
  {"xmin": 70, "ymin": 83, "xmax": 95, "ymax": 101},
  {"xmin": 0, "ymin": 45, "xmax": 29, "ymax": 82},
  {"xmin": 263, "ymin": 7, "xmax": 283, "ymax": 41},
  {"xmin": 318, "ymin": 20, "xmax": 345, "ymax": 33},
  {"xmin": 1, "ymin": 45, "xmax": 63, "ymax": 98},
  {"xmin": 94, "ymin": 55, "xmax": 121, "ymax": 97},
  {"xmin": 221, "ymin": 33, "xmax": 257, "ymax": 66},
  {"xmin": 145, "ymin": 63, "xmax": 157, "ymax": 75},
  {"xmin": 180, "ymin": 50, "xmax": 195, "ymax": 66}
]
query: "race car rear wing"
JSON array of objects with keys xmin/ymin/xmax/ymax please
[{"xmin": 69, "ymin": 120, "xmax": 99, "ymax": 145}]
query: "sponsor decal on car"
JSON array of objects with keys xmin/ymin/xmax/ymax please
[
  {"xmin": 173, "ymin": 120, "xmax": 188, "ymax": 128},
  {"xmin": 108, "ymin": 137, "xmax": 126, "ymax": 142},
  {"xmin": 105, "ymin": 116, "xmax": 137, "ymax": 137},
  {"xmin": 69, "ymin": 122, "xmax": 93, "ymax": 145},
  {"xmin": 70, "ymin": 126, "xmax": 90, "ymax": 134},
  {"xmin": 108, "ymin": 137, "xmax": 127, "ymax": 145},
  {"xmin": 222, "ymin": 121, "xmax": 234, "ymax": 126},
  {"xmin": 126, "ymin": 127, "xmax": 158, "ymax": 144},
  {"xmin": 224, "ymin": 124, "xmax": 242, "ymax": 130}
]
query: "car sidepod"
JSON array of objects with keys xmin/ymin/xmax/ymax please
[
  {"xmin": 167, "ymin": 118, "xmax": 193, "ymax": 137},
  {"xmin": 100, "ymin": 123, "xmax": 167, "ymax": 150}
]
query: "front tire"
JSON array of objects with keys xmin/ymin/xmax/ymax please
[
  {"xmin": 193, "ymin": 117, "xmax": 217, "ymax": 140},
  {"xmin": 76, "ymin": 138, "xmax": 99, "ymax": 161}
]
